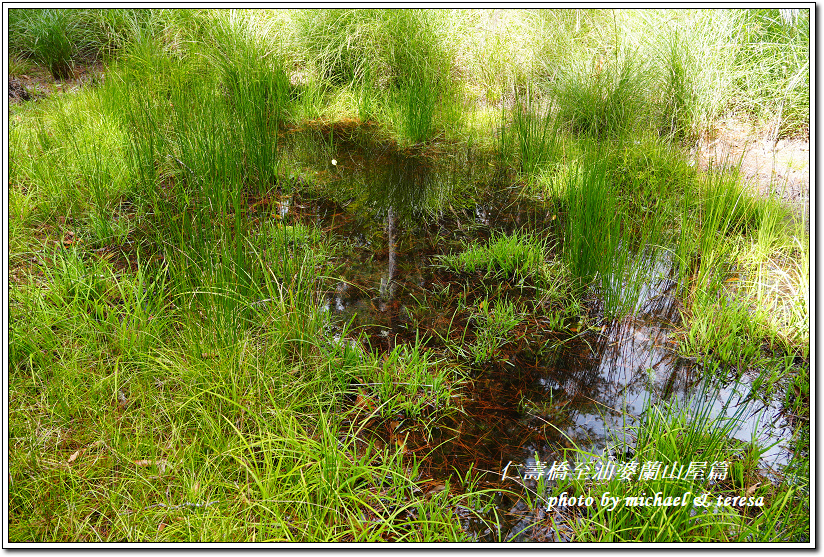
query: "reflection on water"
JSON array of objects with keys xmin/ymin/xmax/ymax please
[{"xmin": 281, "ymin": 127, "xmax": 795, "ymax": 538}]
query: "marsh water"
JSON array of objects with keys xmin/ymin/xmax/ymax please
[{"xmin": 279, "ymin": 126, "xmax": 794, "ymax": 540}]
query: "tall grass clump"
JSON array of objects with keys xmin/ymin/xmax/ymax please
[
  {"xmin": 672, "ymin": 162, "xmax": 805, "ymax": 371},
  {"xmin": 10, "ymin": 90, "xmax": 133, "ymax": 229},
  {"xmin": 443, "ymin": 9, "xmax": 598, "ymax": 107},
  {"xmin": 295, "ymin": 9, "xmax": 385, "ymax": 87},
  {"xmin": 650, "ymin": 10, "xmax": 747, "ymax": 137},
  {"xmin": 9, "ymin": 9, "xmax": 81, "ymax": 79},
  {"xmin": 635, "ymin": 9, "xmax": 810, "ymax": 139},
  {"xmin": 657, "ymin": 28, "xmax": 697, "ymax": 139},
  {"xmin": 561, "ymin": 155, "xmax": 617, "ymax": 279},
  {"xmin": 296, "ymin": 9, "xmax": 458, "ymax": 144},
  {"xmin": 379, "ymin": 10, "xmax": 459, "ymax": 144},
  {"xmin": 202, "ymin": 9, "xmax": 291, "ymax": 188},
  {"xmin": 549, "ymin": 44, "xmax": 654, "ymax": 139},
  {"xmin": 97, "ymin": 31, "xmax": 199, "ymax": 220},
  {"xmin": 88, "ymin": 8, "xmax": 166, "ymax": 57},
  {"xmin": 503, "ymin": 86, "xmax": 562, "ymax": 176},
  {"xmin": 8, "ymin": 8, "xmax": 169, "ymax": 78},
  {"xmin": 560, "ymin": 147, "xmax": 669, "ymax": 317},
  {"xmin": 732, "ymin": 8, "xmax": 810, "ymax": 138}
]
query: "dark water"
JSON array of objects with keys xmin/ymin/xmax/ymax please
[{"xmin": 279, "ymin": 126, "xmax": 795, "ymax": 540}]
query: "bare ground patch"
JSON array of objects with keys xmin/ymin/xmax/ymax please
[{"xmin": 689, "ymin": 119, "xmax": 810, "ymax": 229}]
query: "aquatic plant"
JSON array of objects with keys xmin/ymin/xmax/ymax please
[
  {"xmin": 438, "ymin": 230, "xmax": 546, "ymax": 285},
  {"xmin": 553, "ymin": 374, "xmax": 806, "ymax": 542},
  {"xmin": 507, "ymin": 86, "xmax": 562, "ymax": 175},
  {"xmin": 550, "ymin": 45, "xmax": 654, "ymax": 139},
  {"xmin": 470, "ymin": 297, "xmax": 521, "ymax": 363},
  {"xmin": 7, "ymin": 6, "xmax": 809, "ymax": 543}
]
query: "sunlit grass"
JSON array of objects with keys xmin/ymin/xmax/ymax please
[
  {"xmin": 437, "ymin": 230, "xmax": 547, "ymax": 285},
  {"xmin": 7, "ymin": 6, "xmax": 809, "ymax": 543}
]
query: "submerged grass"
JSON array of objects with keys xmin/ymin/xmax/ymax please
[
  {"xmin": 470, "ymin": 297, "xmax": 522, "ymax": 364},
  {"xmin": 559, "ymin": 147, "xmax": 669, "ymax": 318},
  {"xmin": 551, "ymin": 375, "xmax": 808, "ymax": 542},
  {"xmin": 672, "ymin": 159, "xmax": 808, "ymax": 373}
]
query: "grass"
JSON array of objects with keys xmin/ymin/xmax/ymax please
[
  {"xmin": 469, "ymin": 297, "xmax": 522, "ymax": 364},
  {"xmin": 343, "ymin": 338, "xmax": 459, "ymax": 420},
  {"xmin": 10, "ymin": 9, "xmax": 79, "ymax": 79},
  {"xmin": 8, "ymin": 8, "xmax": 166, "ymax": 79},
  {"xmin": 437, "ymin": 230, "xmax": 547, "ymax": 285},
  {"xmin": 504, "ymin": 86, "xmax": 562, "ymax": 175},
  {"xmin": 558, "ymin": 147, "xmax": 670, "ymax": 318},
  {"xmin": 550, "ymin": 44, "xmax": 655, "ymax": 139},
  {"xmin": 547, "ymin": 374, "xmax": 808, "ymax": 542},
  {"xmin": 7, "ymin": 188, "xmax": 481, "ymax": 541},
  {"xmin": 8, "ymin": 7, "xmax": 809, "ymax": 544},
  {"xmin": 671, "ymin": 159, "xmax": 808, "ymax": 373},
  {"xmin": 294, "ymin": 9, "xmax": 459, "ymax": 145}
]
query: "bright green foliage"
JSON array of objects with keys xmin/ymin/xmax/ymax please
[
  {"xmin": 295, "ymin": 9, "xmax": 457, "ymax": 144},
  {"xmin": 204, "ymin": 10, "xmax": 291, "ymax": 187},
  {"xmin": 343, "ymin": 340, "xmax": 457, "ymax": 419},
  {"xmin": 470, "ymin": 298, "xmax": 521, "ymax": 363},
  {"xmin": 551, "ymin": 46, "xmax": 654, "ymax": 139},
  {"xmin": 439, "ymin": 231, "xmax": 546, "ymax": 284},
  {"xmin": 506, "ymin": 87, "xmax": 562, "ymax": 174},
  {"xmin": 10, "ymin": 9, "xmax": 78, "ymax": 79},
  {"xmin": 7, "ymin": 6, "xmax": 809, "ymax": 543}
]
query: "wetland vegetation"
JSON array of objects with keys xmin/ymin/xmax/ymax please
[{"xmin": 7, "ymin": 8, "xmax": 810, "ymax": 543}]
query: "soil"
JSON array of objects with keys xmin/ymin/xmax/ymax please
[
  {"xmin": 8, "ymin": 62, "xmax": 105, "ymax": 105},
  {"xmin": 689, "ymin": 119, "xmax": 811, "ymax": 229},
  {"xmin": 8, "ymin": 77, "xmax": 36, "ymax": 102}
]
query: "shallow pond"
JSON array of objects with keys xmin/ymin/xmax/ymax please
[{"xmin": 278, "ymin": 126, "xmax": 795, "ymax": 540}]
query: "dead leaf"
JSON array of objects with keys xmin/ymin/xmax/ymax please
[
  {"xmin": 424, "ymin": 482, "xmax": 447, "ymax": 497},
  {"xmin": 355, "ymin": 392, "xmax": 376, "ymax": 412},
  {"xmin": 68, "ymin": 449, "xmax": 83, "ymax": 464},
  {"xmin": 134, "ymin": 459, "xmax": 169, "ymax": 473},
  {"xmin": 157, "ymin": 523, "xmax": 167, "ymax": 533}
]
